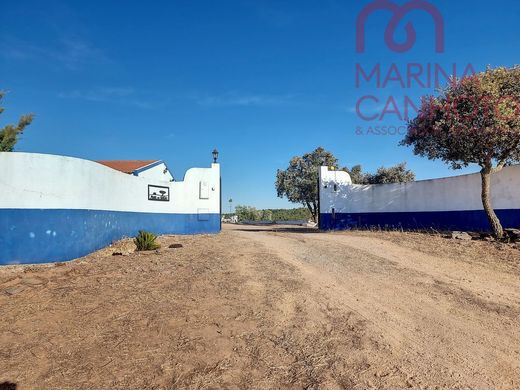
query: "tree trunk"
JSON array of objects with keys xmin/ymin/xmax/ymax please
[
  {"xmin": 480, "ymin": 170, "xmax": 504, "ymax": 239},
  {"xmin": 312, "ymin": 201, "xmax": 318, "ymax": 224},
  {"xmin": 305, "ymin": 201, "xmax": 317, "ymax": 222}
]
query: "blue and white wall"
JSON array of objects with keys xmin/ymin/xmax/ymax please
[
  {"xmin": 319, "ymin": 165, "xmax": 520, "ymax": 232},
  {"xmin": 0, "ymin": 152, "xmax": 220, "ymax": 264}
]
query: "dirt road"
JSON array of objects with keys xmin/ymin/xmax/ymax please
[{"xmin": 1, "ymin": 225, "xmax": 519, "ymax": 389}]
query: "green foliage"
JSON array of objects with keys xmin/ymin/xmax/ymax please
[
  {"xmin": 344, "ymin": 163, "xmax": 415, "ymax": 184},
  {"xmin": 0, "ymin": 91, "xmax": 34, "ymax": 152},
  {"xmin": 269, "ymin": 207, "xmax": 311, "ymax": 221},
  {"xmin": 275, "ymin": 147, "xmax": 417, "ymax": 221},
  {"xmin": 235, "ymin": 205, "xmax": 261, "ymax": 221},
  {"xmin": 224, "ymin": 207, "xmax": 311, "ymax": 222},
  {"xmin": 276, "ymin": 147, "xmax": 338, "ymax": 221},
  {"xmin": 368, "ymin": 163, "xmax": 416, "ymax": 184},
  {"xmin": 343, "ymin": 164, "xmax": 365, "ymax": 184},
  {"xmin": 134, "ymin": 230, "xmax": 161, "ymax": 251},
  {"xmin": 260, "ymin": 209, "xmax": 273, "ymax": 221}
]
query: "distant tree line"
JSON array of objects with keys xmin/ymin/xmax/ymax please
[{"xmin": 225, "ymin": 206, "xmax": 311, "ymax": 222}]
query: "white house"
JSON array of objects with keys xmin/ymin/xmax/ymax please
[{"xmin": 96, "ymin": 160, "xmax": 174, "ymax": 182}]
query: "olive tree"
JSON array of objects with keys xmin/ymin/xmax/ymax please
[{"xmin": 401, "ymin": 66, "xmax": 520, "ymax": 238}]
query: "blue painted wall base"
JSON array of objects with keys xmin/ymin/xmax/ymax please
[
  {"xmin": 0, "ymin": 209, "xmax": 220, "ymax": 264},
  {"xmin": 319, "ymin": 209, "xmax": 520, "ymax": 232}
]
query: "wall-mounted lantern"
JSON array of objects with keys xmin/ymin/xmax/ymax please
[{"xmin": 212, "ymin": 149, "xmax": 219, "ymax": 163}]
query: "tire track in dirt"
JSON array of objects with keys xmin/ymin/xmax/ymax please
[
  {"xmin": 220, "ymin": 231, "xmax": 398, "ymax": 388},
  {"xmin": 234, "ymin": 226, "xmax": 520, "ymax": 389},
  {"xmin": 1, "ymin": 225, "xmax": 519, "ymax": 389}
]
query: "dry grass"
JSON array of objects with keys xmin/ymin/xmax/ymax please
[
  {"xmin": 1, "ymin": 226, "xmax": 519, "ymax": 389},
  {"xmin": 346, "ymin": 230, "xmax": 520, "ymax": 274}
]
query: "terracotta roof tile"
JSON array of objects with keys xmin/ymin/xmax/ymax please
[{"xmin": 96, "ymin": 160, "xmax": 159, "ymax": 174}]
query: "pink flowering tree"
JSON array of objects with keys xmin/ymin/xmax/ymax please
[{"xmin": 401, "ymin": 67, "xmax": 520, "ymax": 238}]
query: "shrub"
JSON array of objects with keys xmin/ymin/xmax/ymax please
[{"xmin": 134, "ymin": 230, "xmax": 161, "ymax": 251}]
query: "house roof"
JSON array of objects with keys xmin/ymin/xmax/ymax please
[{"xmin": 96, "ymin": 160, "xmax": 160, "ymax": 174}]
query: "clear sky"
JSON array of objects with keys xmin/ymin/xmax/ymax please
[{"xmin": 1, "ymin": 0, "xmax": 519, "ymax": 210}]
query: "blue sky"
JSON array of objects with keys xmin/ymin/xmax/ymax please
[{"xmin": 1, "ymin": 0, "xmax": 519, "ymax": 210}]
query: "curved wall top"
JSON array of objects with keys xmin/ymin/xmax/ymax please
[{"xmin": 0, "ymin": 152, "xmax": 221, "ymax": 264}]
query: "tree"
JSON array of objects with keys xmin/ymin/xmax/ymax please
[
  {"xmin": 343, "ymin": 164, "xmax": 366, "ymax": 184},
  {"xmin": 276, "ymin": 147, "xmax": 338, "ymax": 222},
  {"xmin": 261, "ymin": 209, "xmax": 273, "ymax": 221},
  {"xmin": 268, "ymin": 207, "xmax": 311, "ymax": 221},
  {"xmin": 226, "ymin": 207, "xmax": 311, "ymax": 222},
  {"xmin": 276, "ymin": 148, "xmax": 417, "ymax": 221},
  {"xmin": 366, "ymin": 163, "xmax": 416, "ymax": 184},
  {"xmin": 401, "ymin": 66, "xmax": 520, "ymax": 238},
  {"xmin": 0, "ymin": 91, "xmax": 34, "ymax": 151},
  {"xmin": 235, "ymin": 205, "xmax": 261, "ymax": 221},
  {"xmin": 343, "ymin": 163, "xmax": 415, "ymax": 184}
]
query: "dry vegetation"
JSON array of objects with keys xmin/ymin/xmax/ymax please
[
  {"xmin": 349, "ymin": 229, "xmax": 520, "ymax": 273},
  {"xmin": 1, "ymin": 225, "xmax": 519, "ymax": 389}
]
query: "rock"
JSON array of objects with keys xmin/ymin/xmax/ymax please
[
  {"xmin": 451, "ymin": 231, "xmax": 472, "ymax": 240},
  {"xmin": 113, "ymin": 252, "xmax": 130, "ymax": 256},
  {"xmin": 504, "ymin": 228, "xmax": 520, "ymax": 241},
  {"xmin": 0, "ymin": 382, "xmax": 16, "ymax": 390},
  {"xmin": 21, "ymin": 277, "xmax": 47, "ymax": 286},
  {"xmin": 169, "ymin": 244, "xmax": 183, "ymax": 249},
  {"xmin": 466, "ymin": 232, "xmax": 481, "ymax": 239},
  {"xmin": 4, "ymin": 285, "xmax": 26, "ymax": 296}
]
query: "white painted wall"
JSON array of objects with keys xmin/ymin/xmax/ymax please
[
  {"xmin": 0, "ymin": 153, "xmax": 220, "ymax": 215},
  {"xmin": 135, "ymin": 162, "xmax": 174, "ymax": 182},
  {"xmin": 319, "ymin": 165, "xmax": 520, "ymax": 213}
]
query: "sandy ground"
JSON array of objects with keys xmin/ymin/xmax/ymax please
[{"xmin": 1, "ymin": 224, "xmax": 519, "ymax": 389}]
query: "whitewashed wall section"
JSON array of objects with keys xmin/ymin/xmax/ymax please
[
  {"xmin": 0, "ymin": 152, "xmax": 220, "ymax": 264},
  {"xmin": 319, "ymin": 165, "xmax": 520, "ymax": 231},
  {"xmin": 134, "ymin": 161, "xmax": 174, "ymax": 182}
]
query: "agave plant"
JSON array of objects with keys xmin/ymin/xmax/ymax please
[{"xmin": 134, "ymin": 230, "xmax": 161, "ymax": 251}]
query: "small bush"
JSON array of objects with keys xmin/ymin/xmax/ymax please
[{"xmin": 134, "ymin": 230, "xmax": 161, "ymax": 251}]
